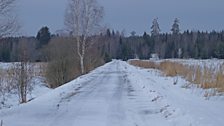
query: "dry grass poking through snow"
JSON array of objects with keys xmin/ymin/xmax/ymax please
[{"xmin": 129, "ymin": 59, "xmax": 224, "ymax": 93}]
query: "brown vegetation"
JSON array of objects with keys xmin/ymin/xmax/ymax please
[
  {"xmin": 129, "ymin": 60, "xmax": 158, "ymax": 69},
  {"xmin": 129, "ymin": 59, "xmax": 224, "ymax": 93},
  {"xmin": 44, "ymin": 37, "xmax": 104, "ymax": 88}
]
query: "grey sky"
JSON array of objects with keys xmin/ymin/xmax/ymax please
[{"xmin": 17, "ymin": 0, "xmax": 224, "ymax": 36}]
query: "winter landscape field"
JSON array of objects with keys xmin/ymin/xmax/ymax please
[
  {"xmin": 0, "ymin": 60, "xmax": 224, "ymax": 126},
  {"xmin": 1, "ymin": 0, "xmax": 224, "ymax": 126}
]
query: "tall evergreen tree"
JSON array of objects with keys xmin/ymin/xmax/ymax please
[
  {"xmin": 151, "ymin": 18, "xmax": 160, "ymax": 36},
  {"xmin": 171, "ymin": 18, "xmax": 180, "ymax": 34}
]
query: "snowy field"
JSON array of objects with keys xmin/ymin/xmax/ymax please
[
  {"xmin": 130, "ymin": 59, "xmax": 224, "ymax": 97},
  {"xmin": 0, "ymin": 60, "xmax": 224, "ymax": 126}
]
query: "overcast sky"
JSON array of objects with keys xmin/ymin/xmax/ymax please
[{"xmin": 17, "ymin": 0, "xmax": 224, "ymax": 36}]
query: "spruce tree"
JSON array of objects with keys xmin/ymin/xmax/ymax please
[
  {"xmin": 151, "ymin": 18, "xmax": 160, "ymax": 36},
  {"xmin": 171, "ymin": 18, "xmax": 180, "ymax": 34}
]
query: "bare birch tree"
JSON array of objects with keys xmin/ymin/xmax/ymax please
[
  {"xmin": 0, "ymin": 0, "xmax": 18, "ymax": 37},
  {"xmin": 65, "ymin": 0, "xmax": 104, "ymax": 74}
]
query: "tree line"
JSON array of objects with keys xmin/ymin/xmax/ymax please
[
  {"xmin": 102, "ymin": 18, "xmax": 224, "ymax": 60},
  {"xmin": 1, "ymin": 20, "xmax": 224, "ymax": 63},
  {"xmin": 120, "ymin": 30, "xmax": 224, "ymax": 59}
]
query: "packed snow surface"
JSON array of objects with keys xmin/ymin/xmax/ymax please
[{"xmin": 0, "ymin": 60, "xmax": 224, "ymax": 126}]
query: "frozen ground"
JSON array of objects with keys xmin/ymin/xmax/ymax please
[{"xmin": 0, "ymin": 60, "xmax": 224, "ymax": 126}]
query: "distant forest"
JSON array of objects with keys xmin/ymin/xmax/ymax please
[{"xmin": 1, "ymin": 27, "xmax": 224, "ymax": 63}]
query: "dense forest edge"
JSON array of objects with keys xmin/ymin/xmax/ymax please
[{"xmin": 1, "ymin": 28, "xmax": 224, "ymax": 62}]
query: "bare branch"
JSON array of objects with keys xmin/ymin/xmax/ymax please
[
  {"xmin": 0, "ymin": 0, "xmax": 18, "ymax": 37},
  {"xmin": 0, "ymin": 0, "xmax": 15, "ymax": 14}
]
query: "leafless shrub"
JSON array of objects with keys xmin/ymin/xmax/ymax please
[
  {"xmin": 44, "ymin": 37, "xmax": 80, "ymax": 88},
  {"xmin": 0, "ymin": 67, "xmax": 15, "ymax": 106},
  {"xmin": 0, "ymin": 62, "xmax": 44, "ymax": 106},
  {"xmin": 9, "ymin": 62, "xmax": 34, "ymax": 103},
  {"xmin": 6, "ymin": 39, "xmax": 35, "ymax": 103},
  {"xmin": 44, "ymin": 37, "xmax": 104, "ymax": 88}
]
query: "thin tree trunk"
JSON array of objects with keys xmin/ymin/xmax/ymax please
[
  {"xmin": 80, "ymin": 56, "xmax": 84, "ymax": 74},
  {"xmin": 20, "ymin": 62, "xmax": 26, "ymax": 103},
  {"xmin": 76, "ymin": 35, "xmax": 86, "ymax": 74},
  {"xmin": 76, "ymin": 36, "xmax": 85, "ymax": 74},
  {"xmin": 80, "ymin": 37, "xmax": 86, "ymax": 74}
]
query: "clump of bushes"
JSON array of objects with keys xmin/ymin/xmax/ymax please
[{"xmin": 44, "ymin": 37, "xmax": 104, "ymax": 88}]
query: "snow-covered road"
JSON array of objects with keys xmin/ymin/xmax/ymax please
[{"xmin": 0, "ymin": 60, "xmax": 224, "ymax": 126}]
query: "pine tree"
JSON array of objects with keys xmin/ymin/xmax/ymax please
[
  {"xmin": 151, "ymin": 18, "xmax": 160, "ymax": 36},
  {"xmin": 171, "ymin": 18, "xmax": 180, "ymax": 34}
]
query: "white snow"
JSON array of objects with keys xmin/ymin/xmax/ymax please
[{"xmin": 0, "ymin": 60, "xmax": 224, "ymax": 126}]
